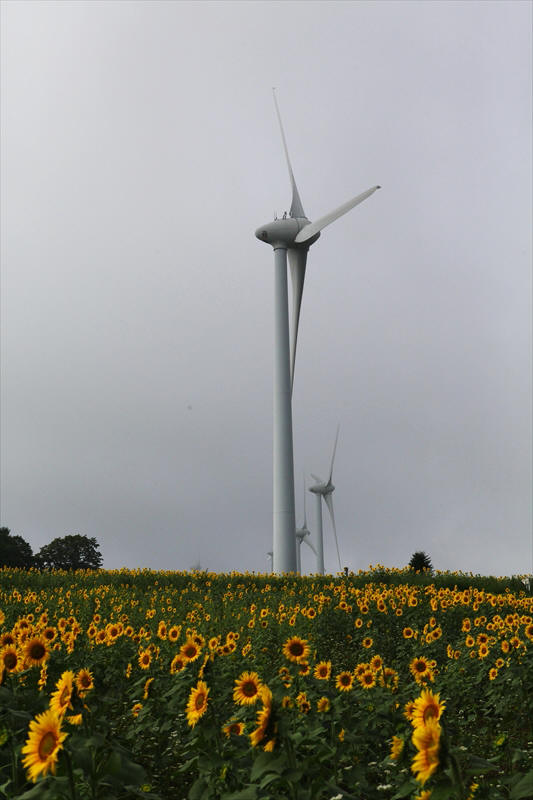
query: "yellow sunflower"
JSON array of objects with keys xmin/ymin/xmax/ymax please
[
  {"xmin": 411, "ymin": 690, "xmax": 446, "ymax": 728},
  {"xmin": 0, "ymin": 644, "xmax": 23, "ymax": 674},
  {"xmin": 282, "ymin": 636, "xmax": 310, "ymax": 664},
  {"xmin": 21, "ymin": 708, "xmax": 67, "ymax": 782},
  {"xmin": 411, "ymin": 719, "xmax": 441, "ymax": 785},
  {"xmin": 409, "ymin": 656, "xmax": 431, "ymax": 682},
  {"xmin": 170, "ymin": 654, "xmax": 187, "ymax": 674},
  {"xmin": 389, "ymin": 735, "xmax": 404, "ymax": 761},
  {"xmin": 76, "ymin": 668, "xmax": 94, "ymax": 696},
  {"xmin": 49, "ymin": 671, "xmax": 74, "ymax": 718},
  {"xmin": 186, "ymin": 680, "xmax": 209, "ymax": 727},
  {"xmin": 180, "ymin": 639, "xmax": 201, "ymax": 663},
  {"xmin": 223, "ymin": 720, "xmax": 245, "ymax": 737},
  {"xmin": 313, "ymin": 660, "xmax": 331, "ymax": 680},
  {"xmin": 335, "ymin": 671, "xmax": 354, "ymax": 691},
  {"xmin": 250, "ymin": 702, "xmax": 272, "ymax": 747},
  {"xmin": 24, "ymin": 637, "xmax": 49, "ymax": 668},
  {"xmin": 317, "ymin": 696, "xmax": 331, "ymax": 712},
  {"xmin": 138, "ymin": 649, "xmax": 152, "ymax": 670},
  {"xmin": 358, "ymin": 670, "xmax": 376, "ymax": 689},
  {"xmin": 233, "ymin": 671, "xmax": 263, "ymax": 705}
]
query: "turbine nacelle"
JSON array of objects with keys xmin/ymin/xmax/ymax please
[
  {"xmin": 309, "ymin": 481, "xmax": 334, "ymax": 496},
  {"xmin": 255, "ymin": 218, "xmax": 320, "ymax": 249}
]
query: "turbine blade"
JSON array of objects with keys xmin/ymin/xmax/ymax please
[
  {"xmin": 294, "ymin": 185, "xmax": 380, "ymax": 244},
  {"xmin": 328, "ymin": 425, "xmax": 340, "ymax": 484},
  {"xmin": 323, "ymin": 494, "xmax": 342, "ymax": 572},
  {"xmin": 273, "ymin": 88, "xmax": 306, "ymax": 219},
  {"xmin": 288, "ymin": 248, "xmax": 307, "ymax": 392},
  {"xmin": 311, "ymin": 473, "xmax": 325, "ymax": 485},
  {"xmin": 304, "ymin": 537, "xmax": 317, "ymax": 555}
]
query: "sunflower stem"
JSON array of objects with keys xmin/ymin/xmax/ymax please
[{"xmin": 64, "ymin": 749, "xmax": 78, "ymax": 800}]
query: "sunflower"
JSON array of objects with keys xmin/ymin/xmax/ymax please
[
  {"xmin": 489, "ymin": 667, "xmax": 498, "ymax": 680},
  {"xmin": 317, "ymin": 697, "xmax": 331, "ymax": 712},
  {"xmin": 358, "ymin": 670, "xmax": 376, "ymax": 689},
  {"xmin": 138, "ymin": 649, "xmax": 152, "ymax": 670},
  {"xmin": 42, "ymin": 626, "xmax": 57, "ymax": 643},
  {"xmin": 249, "ymin": 691, "xmax": 273, "ymax": 747},
  {"xmin": 21, "ymin": 708, "xmax": 67, "ymax": 782},
  {"xmin": 282, "ymin": 636, "xmax": 310, "ymax": 664},
  {"xmin": 186, "ymin": 680, "xmax": 209, "ymax": 727},
  {"xmin": 370, "ymin": 654, "xmax": 383, "ymax": 672},
  {"xmin": 403, "ymin": 627, "xmax": 415, "ymax": 639},
  {"xmin": 22, "ymin": 636, "xmax": 49, "ymax": 668},
  {"xmin": 49, "ymin": 671, "xmax": 74, "ymax": 718},
  {"xmin": 362, "ymin": 636, "xmax": 373, "ymax": 648},
  {"xmin": 233, "ymin": 671, "xmax": 263, "ymax": 705},
  {"xmin": 76, "ymin": 668, "xmax": 94, "ymax": 696},
  {"xmin": 170, "ymin": 655, "xmax": 186, "ymax": 674},
  {"xmin": 389, "ymin": 735, "xmax": 404, "ymax": 761},
  {"xmin": 335, "ymin": 671, "xmax": 354, "ymax": 691},
  {"xmin": 313, "ymin": 661, "xmax": 331, "ymax": 680},
  {"xmin": 411, "ymin": 690, "xmax": 446, "ymax": 728},
  {"xmin": 132, "ymin": 702, "xmax": 143, "ymax": 718},
  {"xmin": 0, "ymin": 645, "xmax": 23, "ymax": 673},
  {"xmin": 411, "ymin": 719, "xmax": 441, "ymax": 785},
  {"xmin": 223, "ymin": 720, "xmax": 245, "ymax": 737},
  {"xmin": 180, "ymin": 639, "xmax": 201, "ymax": 662},
  {"xmin": 409, "ymin": 656, "xmax": 431, "ymax": 682}
]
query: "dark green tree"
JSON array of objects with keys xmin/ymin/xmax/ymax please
[
  {"xmin": 36, "ymin": 534, "xmax": 103, "ymax": 571},
  {"xmin": 409, "ymin": 550, "xmax": 433, "ymax": 573},
  {"xmin": 0, "ymin": 527, "xmax": 35, "ymax": 568}
]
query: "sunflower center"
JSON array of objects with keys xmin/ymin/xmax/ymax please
[
  {"xmin": 38, "ymin": 731, "xmax": 57, "ymax": 760},
  {"xmin": 184, "ymin": 646, "xmax": 197, "ymax": 658},
  {"xmin": 59, "ymin": 687, "xmax": 70, "ymax": 705},
  {"xmin": 195, "ymin": 692, "xmax": 206, "ymax": 710},
  {"xmin": 289, "ymin": 643, "xmax": 304, "ymax": 656},
  {"xmin": 423, "ymin": 705, "xmax": 438, "ymax": 722},
  {"xmin": 4, "ymin": 652, "xmax": 17, "ymax": 670},
  {"xmin": 242, "ymin": 681, "xmax": 258, "ymax": 697},
  {"xmin": 30, "ymin": 643, "xmax": 46, "ymax": 660}
]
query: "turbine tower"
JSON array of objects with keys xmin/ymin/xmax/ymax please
[
  {"xmin": 309, "ymin": 427, "xmax": 342, "ymax": 575},
  {"xmin": 295, "ymin": 475, "xmax": 317, "ymax": 574},
  {"xmin": 255, "ymin": 90, "xmax": 380, "ymax": 574}
]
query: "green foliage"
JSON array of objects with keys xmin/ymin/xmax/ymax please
[
  {"xmin": 36, "ymin": 534, "xmax": 103, "ymax": 571},
  {"xmin": 409, "ymin": 551, "xmax": 433, "ymax": 574},
  {"xmin": 0, "ymin": 529, "xmax": 34, "ymax": 570}
]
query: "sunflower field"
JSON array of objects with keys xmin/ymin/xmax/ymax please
[{"xmin": 0, "ymin": 567, "xmax": 532, "ymax": 800}]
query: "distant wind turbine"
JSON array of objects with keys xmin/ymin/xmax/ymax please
[
  {"xmin": 309, "ymin": 426, "xmax": 342, "ymax": 575},
  {"xmin": 295, "ymin": 475, "xmax": 317, "ymax": 574},
  {"xmin": 255, "ymin": 90, "xmax": 380, "ymax": 574}
]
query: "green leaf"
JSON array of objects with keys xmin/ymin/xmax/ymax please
[
  {"xmin": 188, "ymin": 777, "xmax": 208, "ymax": 800},
  {"xmin": 509, "ymin": 770, "xmax": 533, "ymax": 799},
  {"xmin": 250, "ymin": 753, "xmax": 286, "ymax": 781},
  {"xmin": 391, "ymin": 781, "xmax": 418, "ymax": 799},
  {"xmin": 220, "ymin": 788, "xmax": 258, "ymax": 800}
]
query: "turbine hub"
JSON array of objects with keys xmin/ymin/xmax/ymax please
[
  {"xmin": 309, "ymin": 482, "xmax": 334, "ymax": 495},
  {"xmin": 255, "ymin": 217, "xmax": 318, "ymax": 248}
]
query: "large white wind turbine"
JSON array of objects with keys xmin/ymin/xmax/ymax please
[
  {"xmin": 255, "ymin": 90, "xmax": 380, "ymax": 574},
  {"xmin": 295, "ymin": 476, "xmax": 317, "ymax": 574},
  {"xmin": 309, "ymin": 427, "xmax": 342, "ymax": 575}
]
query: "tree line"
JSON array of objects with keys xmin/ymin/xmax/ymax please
[{"xmin": 0, "ymin": 527, "xmax": 103, "ymax": 571}]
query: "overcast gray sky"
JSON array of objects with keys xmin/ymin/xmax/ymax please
[{"xmin": 1, "ymin": 0, "xmax": 531, "ymax": 577}]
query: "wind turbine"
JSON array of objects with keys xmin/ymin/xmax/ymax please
[
  {"xmin": 309, "ymin": 427, "xmax": 342, "ymax": 575},
  {"xmin": 255, "ymin": 89, "xmax": 380, "ymax": 574},
  {"xmin": 295, "ymin": 475, "xmax": 317, "ymax": 574}
]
